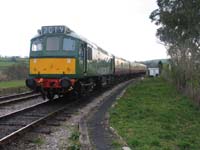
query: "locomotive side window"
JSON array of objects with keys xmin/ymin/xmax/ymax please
[
  {"xmin": 63, "ymin": 38, "xmax": 75, "ymax": 51},
  {"xmin": 87, "ymin": 47, "xmax": 92, "ymax": 60},
  {"xmin": 46, "ymin": 37, "xmax": 60, "ymax": 51},
  {"xmin": 31, "ymin": 38, "xmax": 43, "ymax": 51}
]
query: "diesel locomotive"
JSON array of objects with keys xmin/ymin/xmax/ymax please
[{"xmin": 26, "ymin": 25, "xmax": 146, "ymax": 99}]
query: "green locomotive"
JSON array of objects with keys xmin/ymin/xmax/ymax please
[{"xmin": 26, "ymin": 25, "xmax": 146, "ymax": 99}]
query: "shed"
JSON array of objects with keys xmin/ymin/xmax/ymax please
[{"xmin": 148, "ymin": 68, "xmax": 159, "ymax": 77}]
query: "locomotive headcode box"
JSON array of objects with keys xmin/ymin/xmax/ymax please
[{"xmin": 41, "ymin": 26, "xmax": 71, "ymax": 34}]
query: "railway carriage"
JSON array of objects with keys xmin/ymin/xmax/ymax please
[
  {"xmin": 130, "ymin": 62, "xmax": 147, "ymax": 76},
  {"xmin": 114, "ymin": 57, "xmax": 130, "ymax": 75},
  {"xmin": 113, "ymin": 57, "xmax": 130, "ymax": 81},
  {"xmin": 26, "ymin": 25, "xmax": 146, "ymax": 99}
]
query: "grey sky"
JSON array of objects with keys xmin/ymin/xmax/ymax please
[{"xmin": 0, "ymin": 0, "xmax": 167, "ymax": 61}]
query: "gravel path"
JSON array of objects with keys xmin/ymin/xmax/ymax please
[{"xmin": 87, "ymin": 80, "xmax": 135, "ymax": 150}]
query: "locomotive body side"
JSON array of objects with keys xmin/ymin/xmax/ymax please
[{"xmin": 78, "ymin": 42, "xmax": 113, "ymax": 77}]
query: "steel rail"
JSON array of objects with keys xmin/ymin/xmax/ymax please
[
  {"xmin": 0, "ymin": 103, "xmax": 67, "ymax": 144},
  {"xmin": 0, "ymin": 91, "xmax": 34, "ymax": 100},
  {"xmin": 0, "ymin": 97, "xmax": 76, "ymax": 145},
  {"xmin": 0, "ymin": 100, "xmax": 48, "ymax": 119},
  {"xmin": 0, "ymin": 93, "xmax": 41, "ymax": 105}
]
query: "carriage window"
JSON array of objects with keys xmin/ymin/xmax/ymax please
[
  {"xmin": 63, "ymin": 38, "xmax": 75, "ymax": 51},
  {"xmin": 31, "ymin": 38, "xmax": 43, "ymax": 51},
  {"xmin": 46, "ymin": 37, "xmax": 60, "ymax": 50}
]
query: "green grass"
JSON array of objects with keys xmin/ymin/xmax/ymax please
[
  {"xmin": 110, "ymin": 78, "xmax": 200, "ymax": 150},
  {"xmin": 0, "ymin": 80, "xmax": 25, "ymax": 88}
]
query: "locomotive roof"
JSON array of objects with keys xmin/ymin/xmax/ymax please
[{"xmin": 33, "ymin": 25, "xmax": 111, "ymax": 56}]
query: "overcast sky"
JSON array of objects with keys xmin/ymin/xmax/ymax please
[{"xmin": 0, "ymin": 0, "xmax": 167, "ymax": 61}]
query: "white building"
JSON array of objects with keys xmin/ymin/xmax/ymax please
[{"xmin": 148, "ymin": 68, "xmax": 159, "ymax": 77}]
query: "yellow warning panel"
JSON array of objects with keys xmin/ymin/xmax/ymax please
[{"xmin": 30, "ymin": 58, "xmax": 76, "ymax": 74}]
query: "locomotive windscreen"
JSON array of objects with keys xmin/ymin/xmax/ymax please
[
  {"xmin": 46, "ymin": 37, "xmax": 60, "ymax": 51},
  {"xmin": 31, "ymin": 36, "xmax": 76, "ymax": 51}
]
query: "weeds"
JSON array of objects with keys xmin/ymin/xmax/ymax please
[{"xmin": 68, "ymin": 129, "xmax": 80, "ymax": 150}]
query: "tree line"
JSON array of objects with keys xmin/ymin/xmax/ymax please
[{"xmin": 150, "ymin": 0, "xmax": 200, "ymax": 105}]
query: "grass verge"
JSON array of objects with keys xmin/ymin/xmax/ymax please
[
  {"xmin": 110, "ymin": 78, "xmax": 200, "ymax": 150},
  {"xmin": 0, "ymin": 80, "xmax": 28, "ymax": 96}
]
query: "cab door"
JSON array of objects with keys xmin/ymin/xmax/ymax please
[
  {"xmin": 81, "ymin": 43, "xmax": 87, "ymax": 74},
  {"xmin": 83, "ymin": 47, "xmax": 87, "ymax": 73}
]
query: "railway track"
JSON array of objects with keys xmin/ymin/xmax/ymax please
[
  {"xmin": 0, "ymin": 91, "xmax": 34, "ymax": 100},
  {"xmin": 0, "ymin": 91, "xmax": 41, "ymax": 105},
  {"xmin": 0, "ymin": 83, "xmax": 120, "ymax": 146},
  {"xmin": 0, "ymin": 95, "xmax": 79, "ymax": 145}
]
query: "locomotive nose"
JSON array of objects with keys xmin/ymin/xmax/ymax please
[
  {"xmin": 60, "ymin": 78, "xmax": 71, "ymax": 89},
  {"xmin": 26, "ymin": 78, "xmax": 36, "ymax": 89}
]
